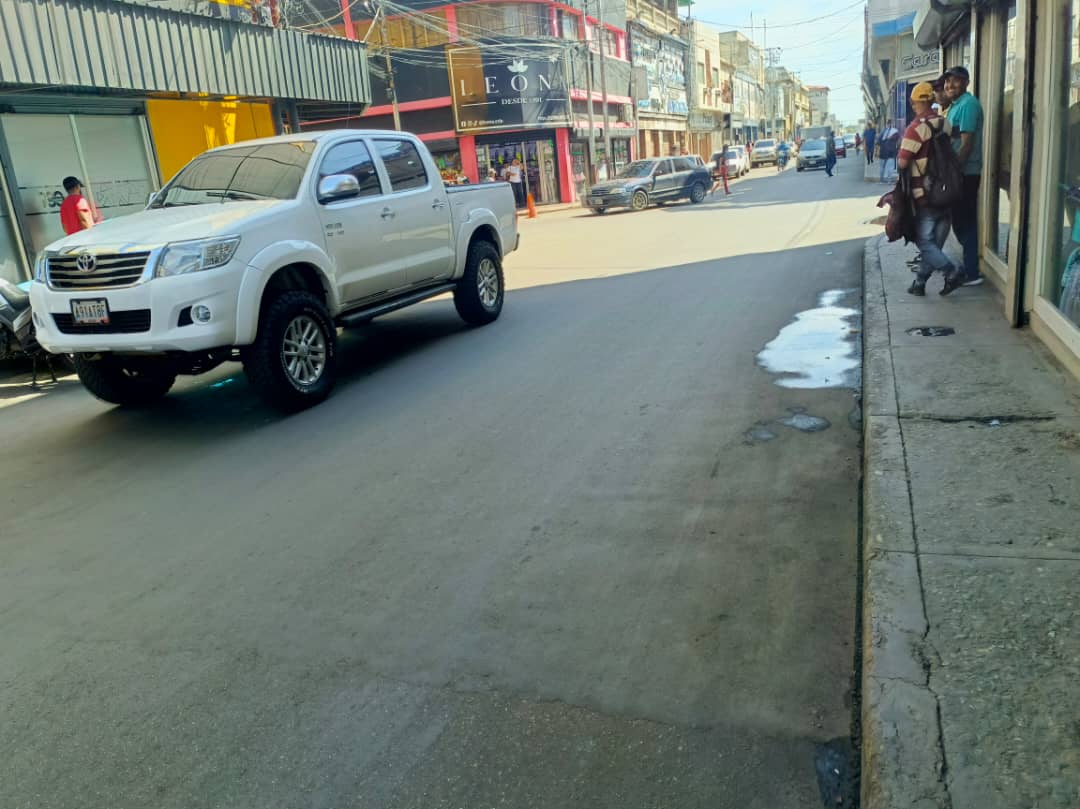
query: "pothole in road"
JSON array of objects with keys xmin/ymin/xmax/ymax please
[
  {"xmin": 743, "ymin": 408, "xmax": 833, "ymax": 444},
  {"xmin": 779, "ymin": 408, "xmax": 831, "ymax": 433},
  {"xmin": 757, "ymin": 289, "xmax": 861, "ymax": 389},
  {"xmin": 905, "ymin": 326, "xmax": 956, "ymax": 337}
]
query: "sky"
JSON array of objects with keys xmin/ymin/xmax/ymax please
[{"xmin": 684, "ymin": 0, "xmax": 867, "ymax": 125}]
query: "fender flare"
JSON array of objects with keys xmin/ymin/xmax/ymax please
[
  {"xmin": 454, "ymin": 209, "xmax": 504, "ymax": 272},
  {"xmin": 235, "ymin": 241, "xmax": 338, "ymax": 345}
]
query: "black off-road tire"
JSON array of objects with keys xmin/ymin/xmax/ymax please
[
  {"xmin": 454, "ymin": 240, "xmax": 504, "ymax": 326},
  {"xmin": 593, "ymin": 207, "xmax": 607, "ymax": 215},
  {"xmin": 689, "ymin": 183, "xmax": 707, "ymax": 204},
  {"xmin": 631, "ymin": 190, "xmax": 649, "ymax": 211},
  {"xmin": 243, "ymin": 290, "xmax": 337, "ymax": 413},
  {"xmin": 72, "ymin": 354, "xmax": 176, "ymax": 406}
]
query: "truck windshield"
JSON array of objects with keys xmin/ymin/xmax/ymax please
[
  {"xmin": 617, "ymin": 161, "xmax": 656, "ymax": 179},
  {"xmin": 151, "ymin": 141, "xmax": 316, "ymax": 208}
]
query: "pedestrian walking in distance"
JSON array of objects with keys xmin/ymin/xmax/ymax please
[
  {"xmin": 711, "ymin": 145, "xmax": 730, "ymax": 196},
  {"xmin": 863, "ymin": 124, "xmax": 876, "ymax": 165},
  {"xmin": 824, "ymin": 131, "xmax": 837, "ymax": 177},
  {"xmin": 943, "ymin": 65, "xmax": 985, "ymax": 286},
  {"xmin": 898, "ymin": 82, "xmax": 964, "ymax": 296},
  {"xmin": 878, "ymin": 123, "xmax": 900, "ymax": 183}
]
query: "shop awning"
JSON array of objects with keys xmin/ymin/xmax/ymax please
[
  {"xmin": 914, "ymin": 0, "xmax": 969, "ymax": 50},
  {"xmin": 0, "ymin": 0, "xmax": 371, "ymax": 105}
]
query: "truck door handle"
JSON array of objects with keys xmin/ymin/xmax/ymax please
[
  {"xmin": 380, "ymin": 207, "xmax": 395, "ymax": 220},
  {"xmin": 432, "ymin": 199, "xmax": 446, "ymax": 209}
]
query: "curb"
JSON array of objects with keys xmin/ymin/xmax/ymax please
[{"xmin": 860, "ymin": 236, "xmax": 950, "ymax": 809}]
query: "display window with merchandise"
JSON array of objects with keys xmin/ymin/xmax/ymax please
[{"xmin": 1044, "ymin": 0, "xmax": 1080, "ymax": 327}]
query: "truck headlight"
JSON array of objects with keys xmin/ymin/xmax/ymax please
[{"xmin": 155, "ymin": 236, "xmax": 240, "ymax": 278}]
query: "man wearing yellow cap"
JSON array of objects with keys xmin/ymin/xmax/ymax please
[{"xmin": 898, "ymin": 81, "xmax": 963, "ymax": 296}]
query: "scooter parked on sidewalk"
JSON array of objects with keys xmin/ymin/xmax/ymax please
[{"xmin": 0, "ymin": 277, "xmax": 71, "ymax": 386}]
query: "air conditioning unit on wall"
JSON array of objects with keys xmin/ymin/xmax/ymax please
[{"xmin": 617, "ymin": 104, "xmax": 634, "ymax": 123}]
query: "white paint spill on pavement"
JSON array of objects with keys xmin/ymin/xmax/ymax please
[{"xmin": 757, "ymin": 289, "xmax": 861, "ymax": 389}]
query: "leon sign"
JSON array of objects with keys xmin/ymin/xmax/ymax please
[{"xmin": 449, "ymin": 46, "xmax": 572, "ymax": 133}]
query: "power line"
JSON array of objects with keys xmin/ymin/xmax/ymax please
[{"xmin": 691, "ymin": 1, "xmax": 864, "ymax": 32}]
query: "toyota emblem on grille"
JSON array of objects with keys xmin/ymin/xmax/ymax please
[{"xmin": 75, "ymin": 252, "xmax": 96, "ymax": 273}]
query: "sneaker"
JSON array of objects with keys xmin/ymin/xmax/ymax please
[
  {"xmin": 907, "ymin": 280, "xmax": 926, "ymax": 296},
  {"xmin": 962, "ymin": 275, "xmax": 985, "ymax": 287},
  {"xmin": 940, "ymin": 271, "xmax": 963, "ymax": 296}
]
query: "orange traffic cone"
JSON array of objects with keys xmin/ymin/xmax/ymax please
[{"xmin": 526, "ymin": 193, "xmax": 537, "ymax": 219}]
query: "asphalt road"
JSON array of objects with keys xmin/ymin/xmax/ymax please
[{"xmin": 1, "ymin": 155, "xmax": 883, "ymax": 808}]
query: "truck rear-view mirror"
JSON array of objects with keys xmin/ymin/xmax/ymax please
[{"xmin": 317, "ymin": 174, "xmax": 361, "ymax": 204}]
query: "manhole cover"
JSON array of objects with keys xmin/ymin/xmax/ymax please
[{"xmin": 906, "ymin": 326, "xmax": 955, "ymax": 337}]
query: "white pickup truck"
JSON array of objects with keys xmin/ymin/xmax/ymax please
[{"xmin": 30, "ymin": 130, "xmax": 518, "ymax": 411}]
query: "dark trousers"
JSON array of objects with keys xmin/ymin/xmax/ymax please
[
  {"xmin": 950, "ymin": 175, "xmax": 981, "ymax": 277},
  {"xmin": 825, "ymin": 154, "xmax": 836, "ymax": 175},
  {"xmin": 865, "ymin": 144, "xmax": 874, "ymax": 164},
  {"xmin": 510, "ymin": 181, "xmax": 525, "ymax": 208}
]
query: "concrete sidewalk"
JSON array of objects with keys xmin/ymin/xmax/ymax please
[{"xmin": 861, "ymin": 234, "xmax": 1080, "ymax": 808}]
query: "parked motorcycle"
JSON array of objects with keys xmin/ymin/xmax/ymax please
[{"xmin": 0, "ymin": 277, "xmax": 70, "ymax": 385}]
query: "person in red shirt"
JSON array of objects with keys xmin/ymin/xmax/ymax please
[
  {"xmin": 897, "ymin": 82, "xmax": 962, "ymax": 296},
  {"xmin": 59, "ymin": 176, "xmax": 96, "ymax": 235}
]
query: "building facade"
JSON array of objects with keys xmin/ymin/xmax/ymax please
[
  {"xmin": 863, "ymin": 0, "xmax": 943, "ymax": 129},
  {"xmin": 626, "ymin": 0, "xmax": 690, "ymax": 157},
  {"xmin": 807, "ymin": 86, "xmax": 831, "ymax": 126},
  {"xmin": 914, "ymin": 0, "xmax": 1080, "ymax": 375},
  {"xmin": 717, "ymin": 31, "xmax": 766, "ymax": 143},
  {"xmin": 0, "ymin": 0, "xmax": 370, "ymax": 285},
  {"xmin": 684, "ymin": 18, "xmax": 735, "ymax": 160},
  {"xmin": 303, "ymin": 0, "xmax": 635, "ymax": 205},
  {"xmin": 766, "ymin": 67, "xmax": 807, "ymax": 141}
]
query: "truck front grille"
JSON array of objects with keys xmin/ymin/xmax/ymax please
[
  {"xmin": 48, "ymin": 252, "xmax": 150, "ymax": 290},
  {"xmin": 52, "ymin": 309, "xmax": 151, "ymax": 334}
]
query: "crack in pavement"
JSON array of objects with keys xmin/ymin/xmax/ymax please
[{"xmin": 878, "ymin": 237, "xmax": 956, "ymax": 809}]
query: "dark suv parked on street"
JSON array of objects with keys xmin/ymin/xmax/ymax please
[{"xmin": 585, "ymin": 157, "xmax": 712, "ymax": 214}]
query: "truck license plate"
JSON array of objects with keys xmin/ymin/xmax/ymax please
[{"xmin": 71, "ymin": 298, "xmax": 110, "ymax": 325}]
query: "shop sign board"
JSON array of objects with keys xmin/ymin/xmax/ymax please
[
  {"xmin": 896, "ymin": 34, "xmax": 940, "ymax": 80},
  {"xmin": 688, "ymin": 110, "xmax": 716, "ymax": 132},
  {"xmin": 630, "ymin": 25, "xmax": 689, "ymax": 118},
  {"xmin": 449, "ymin": 44, "xmax": 572, "ymax": 133}
]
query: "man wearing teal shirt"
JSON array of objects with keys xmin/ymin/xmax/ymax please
[{"xmin": 945, "ymin": 65, "xmax": 985, "ymax": 285}]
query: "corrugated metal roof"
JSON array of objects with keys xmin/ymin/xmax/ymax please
[{"xmin": 0, "ymin": 0, "xmax": 370, "ymax": 105}]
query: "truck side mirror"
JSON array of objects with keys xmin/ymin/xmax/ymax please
[{"xmin": 317, "ymin": 174, "xmax": 361, "ymax": 204}]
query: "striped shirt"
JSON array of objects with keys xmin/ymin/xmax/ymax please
[{"xmin": 898, "ymin": 114, "xmax": 951, "ymax": 203}]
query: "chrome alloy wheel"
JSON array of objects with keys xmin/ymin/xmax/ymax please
[
  {"xmin": 281, "ymin": 315, "xmax": 327, "ymax": 387},
  {"xmin": 477, "ymin": 257, "xmax": 500, "ymax": 309}
]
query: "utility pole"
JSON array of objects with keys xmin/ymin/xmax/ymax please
[
  {"xmin": 376, "ymin": 1, "xmax": 402, "ymax": 130},
  {"xmin": 582, "ymin": 39, "xmax": 597, "ymax": 184},
  {"xmin": 595, "ymin": 0, "xmax": 613, "ymax": 177}
]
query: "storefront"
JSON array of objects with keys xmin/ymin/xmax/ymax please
[
  {"xmin": 0, "ymin": 104, "xmax": 159, "ymax": 284},
  {"xmin": 915, "ymin": 0, "xmax": 1080, "ymax": 375},
  {"xmin": 476, "ymin": 131, "xmax": 562, "ymax": 205},
  {"xmin": 1027, "ymin": 0, "xmax": 1080, "ymax": 371},
  {"xmin": 449, "ymin": 43, "xmax": 580, "ymax": 204}
]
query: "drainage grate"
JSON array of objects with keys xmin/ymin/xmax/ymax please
[{"xmin": 906, "ymin": 326, "xmax": 955, "ymax": 337}]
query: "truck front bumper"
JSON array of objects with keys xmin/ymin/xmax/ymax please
[{"xmin": 30, "ymin": 268, "xmax": 243, "ymax": 355}]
